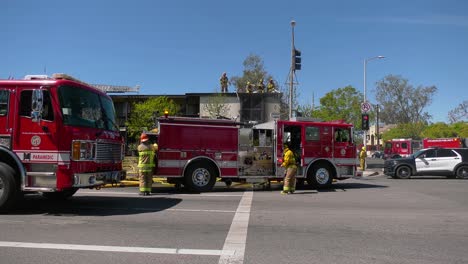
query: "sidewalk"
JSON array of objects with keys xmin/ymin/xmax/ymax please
[{"xmin": 359, "ymin": 168, "xmax": 382, "ymax": 177}]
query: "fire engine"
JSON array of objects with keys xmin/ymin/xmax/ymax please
[
  {"xmin": 0, "ymin": 73, "xmax": 126, "ymax": 211},
  {"xmin": 383, "ymin": 139, "xmax": 422, "ymax": 159},
  {"xmin": 384, "ymin": 137, "xmax": 466, "ymax": 159},
  {"xmin": 154, "ymin": 115, "xmax": 359, "ymax": 192},
  {"xmin": 422, "ymin": 137, "xmax": 465, "ymax": 149}
]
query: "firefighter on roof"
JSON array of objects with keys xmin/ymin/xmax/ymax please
[
  {"xmin": 256, "ymin": 78, "xmax": 265, "ymax": 93},
  {"xmin": 137, "ymin": 133, "xmax": 157, "ymax": 196},
  {"xmin": 267, "ymin": 78, "xmax": 277, "ymax": 93},
  {"xmin": 281, "ymin": 143, "xmax": 297, "ymax": 194},
  {"xmin": 220, "ymin": 72, "xmax": 228, "ymax": 93},
  {"xmin": 245, "ymin": 82, "xmax": 253, "ymax": 93}
]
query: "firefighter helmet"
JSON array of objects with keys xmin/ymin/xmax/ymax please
[{"xmin": 140, "ymin": 133, "xmax": 149, "ymax": 142}]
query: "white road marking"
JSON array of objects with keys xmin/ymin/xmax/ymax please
[
  {"xmin": 77, "ymin": 191, "xmax": 243, "ymax": 197},
  {"xmin": 75, "ymin": 206, "xmax": 235, "ymax": 213},
  {"xmin": 0, "ymin": 241, "xmax": 234, "ymax": 256},
  {"xmin": 218, "ymin": 191, "xmax": 253, "ymax": 264}
]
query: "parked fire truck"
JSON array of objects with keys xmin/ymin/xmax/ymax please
[
  {"xmin": 154, "ymin": 115, "xmax": 358, "ymax": 192},
  {"xmin": 383, "ymin": 137, "xmax": 466, "ymax": 159},
  {"xmin": 0, "ymin": 74, "xmax": 126, "ymax": 211}
]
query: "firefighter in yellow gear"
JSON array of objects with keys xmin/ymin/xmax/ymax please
[
  {"xmin": 256, "ymin": 79, "xmax": 265, "ymax": 93},
  {"xmin": 220, "ymin": 72, "xmax": 228, "ymax": 93},
  {"xmin": 359, "ymin": 146, "xmax": 367, "ymax": 171},
  {"xmin": 138, "ymin": 133, "xmax": 157, "ymax": 196},
  {"xmin": 245, "ymin": 82, "xmax": 253, "ymax": 93},
  {"xmin": 267, "ymin": 78, "xmax": 277, "ymax": 93},
  {"xmin": 281, "ymin": 144, "xmax": 297, "ymax": 194}
]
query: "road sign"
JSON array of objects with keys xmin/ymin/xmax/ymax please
[{"xmin": 361, "ymin": 102, "xmax": 371, "ymax": 113}]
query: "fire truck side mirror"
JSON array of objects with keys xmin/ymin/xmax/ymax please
[{"xmin": 31, "ymin": 89, "xmax": 44, "ymax": 122}]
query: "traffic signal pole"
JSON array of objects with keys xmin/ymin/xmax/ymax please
[
  {"xmin": 289, "ymin": 20, "xmax": 296, "ymax": 120},
  {"xmin": 289, "ymin": 20, "xmax": 301, "ymax": 120}
]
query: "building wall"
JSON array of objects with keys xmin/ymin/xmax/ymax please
[{"xmin": 199, "ymin": 95, "xmax": 241, "ymax": 119}]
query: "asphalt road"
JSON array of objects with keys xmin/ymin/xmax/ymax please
[{"xmin": 1, "ymin": 167, "xmax": 468, "ymax": 264}]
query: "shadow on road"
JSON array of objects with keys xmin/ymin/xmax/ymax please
[
  {"xmin": 318, "ymin": 182, "xmax": 388, "ymax": 192},
  {"xmin": 7, "ymin": 194, "xmax": 182, "ymax": 216}
]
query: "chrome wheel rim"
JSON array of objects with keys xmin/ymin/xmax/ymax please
[
  {"xmin": 192, "ymin": 168, "xmax": 210, "ymax": 187},
  {"xmin": 315, "ymin": 168, "xmax": 330, "ymax": 185}
]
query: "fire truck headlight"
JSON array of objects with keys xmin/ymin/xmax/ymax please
[{"xmin": 72, "ymin": 140, "xmax": 96, "ymax": 161}]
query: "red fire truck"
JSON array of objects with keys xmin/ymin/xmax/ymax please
[
  {"xmin": 422, "ymin": 137, "xmax": 465, "ymax": 148},
  {"xmin": 0, "ymin": 74, "xmax": 126, "ymax": 211},
  {"xmin": 384, "ymin": 137, "xmax": 466, "ymax": 159},
  {"xmin": 155, "ymin": 116, "xmax": 359, "ymax": 192},
  {"xmin": 383, "ymin": 139, "xmax": 422, "ymax": 159}
]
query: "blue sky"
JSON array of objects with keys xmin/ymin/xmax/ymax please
[{"xmin": 2, "ymin": 0, "xmax": 467, "ymax": 123}]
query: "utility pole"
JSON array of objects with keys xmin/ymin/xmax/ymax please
[{"xmin": 376, "ymin": 104, "xmax": 380, "ymax": 151}]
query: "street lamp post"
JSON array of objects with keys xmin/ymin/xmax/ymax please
[{"xmin": 363, "ymin": 55, "xmax": 385, "ymax": 149}]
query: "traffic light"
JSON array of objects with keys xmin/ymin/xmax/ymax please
[
  {"xmin": 293, "ymin": 49, "xmax": 301, "ymax": 70},
  {"xmin": 361, "ymin": 114, "xmax": 369, "ymax": 130}
]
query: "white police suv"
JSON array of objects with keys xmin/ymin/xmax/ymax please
[{"xmin": 384, "ymin": 148, "xmax": 468, "ymax": 179}]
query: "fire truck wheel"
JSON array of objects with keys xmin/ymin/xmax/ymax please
[
  {"xmin": 184, "ymin": 162, "xmax": 217, "ymax": 192},
  {"xmin": 0, "ymin": 162, "xmax": 19, "ymax": 212},
  {"xmin": 455, "ymin": 165, "xmax": 468, "ymax": 179},
  {"xmin": 307, "ymin": 164, "xmax": 333, "ymax": 189},
  {"xmin": 395, "ymin": 166, "xmax": 411, "ymax": 179},
  {"xmin": 42, "ymin": 188, "xmax": 78, "ymax": 200}
]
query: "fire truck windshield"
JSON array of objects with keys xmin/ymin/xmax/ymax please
[{"xmin": 58, "ymin": 85, "xmax": 118, "ymax": 131}]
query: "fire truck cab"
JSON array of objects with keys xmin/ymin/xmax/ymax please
[
  {"xmin": 0, "ymin": 74, "xmax": 125, "ymax": 211},
  {"xmin": 156, "ymin": 116, "xmax": 358, "ymax": 192}
]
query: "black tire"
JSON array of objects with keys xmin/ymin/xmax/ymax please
[
  {"xmin": 307, "ymin": 163, "xmax": 333, "ymax": 189},
  {"xmin": 455, "ymin": 165, "xmax": 468, "ymax": 179},
  {"xmin": 184, "ymin": 162, "xmax": 217, "ymax": 192},
  {"xmin": 395, "ymin": 166, "xmax": 411, "ymax": 179},
  {"xmin": 42, "ymin": 188, "xmax": 78, "ymax": 200},
  {"xmin": 0, "ymin": 162, "xmax": 19, "ymax": 212}
]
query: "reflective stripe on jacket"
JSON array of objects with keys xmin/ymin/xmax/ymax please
[{"xmin": 138, "ymin": 143, "xmax": 156, "ymax": 172}]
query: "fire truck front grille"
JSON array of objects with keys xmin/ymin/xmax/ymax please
[{"xmin": 95, "ymin": 142, "xmax": 123, "ymax": 162}]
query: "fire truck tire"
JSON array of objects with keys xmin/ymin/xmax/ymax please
[
  {"xmin": 42, "ymin": 188, "xmax": 78, "ymax": 200},
  {"xmin": 455, "ymin": 165, "xmax": 468, "ymax": 179},
  {"xmin": 0, "ymin": 162, "xmax": 19, "ymax": 212},
  {"xmin": 395, "ymin": 166, "xmax": 411, "ymax": 179},
  {"xmin": 307, "ymin": 164, "xmax": 333, "ymax": 189},
  {"xmin": 184, "ymin": 162, "xmax": 217, "ymax": 192}
]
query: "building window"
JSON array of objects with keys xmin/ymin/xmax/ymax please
[{"xmin": 240, "ymin": 95, "xmax": 263, "ymax": 122}]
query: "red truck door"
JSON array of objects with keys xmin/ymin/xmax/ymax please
[
  {"xmin": 0, "ymin": 89, "xmax": 13, "ymax": 148},
  {"xmin": 13, "ymin": 89, "xmax": 60, "ymax": 174},
  {"xmin": 333, "ymin": 127, "xmax": 354, "ymax": 159}
]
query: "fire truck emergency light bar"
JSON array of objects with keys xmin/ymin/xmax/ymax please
[{"xmin": 23, "ymin": 73, "xmax": 139, "ymax": 93}]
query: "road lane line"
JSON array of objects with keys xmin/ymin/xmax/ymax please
[
  {"xmin": 63, "ymin": 206, "xmax": 235, "ymax": 213},
  {"xmin": 77, "ymin": 191, "xmax": 243, "ymax": 197},
  {"xmin": 0, "ymin": 241, "xmax": 234, "ymax": 256},
  {"xmin": 218, "ymin": 191, "xmax": 253, "ymax": 264}
]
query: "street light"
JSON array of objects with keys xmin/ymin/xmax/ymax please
[
  {"xmin": 363, "ymin": 55, "xmax": 385, "ymax": 149},
  {"xmin": 363, "ymin": 56, "xmax": 385, "ymax": 103}
]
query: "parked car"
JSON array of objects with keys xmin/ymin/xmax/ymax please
[
  {"xmin": 371, "ymin": 151, "xmax": 384, "ymax": 159},
  {"xmin": 384, "ymin": 148, "xmax": 468, "ymax": 179}
]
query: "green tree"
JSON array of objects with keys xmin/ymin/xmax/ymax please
[
  {"xmin": 375, "ymin": 75, "xmax": 437, "ymax": 124},
  {"xmin": 231, "ymin": 54, "xmax": 273, "ymax": 91},
  {"xmin": 126, "ymin": 97, "xmax": 179, "ymax": 141},
  {"xmin": 311, "ymin": 85, "xmax": 362, "ymax": 126},
  {"xmin": 422, "ymin": 122, "xmax": 468, "ymax": 138},
  {"xmin": 381, "ymin": 122, "xmax": 427, "ymax": 141},
  {"xmin": 230, "ymin": 54, "xmax": 290, "ymax": 119}
]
